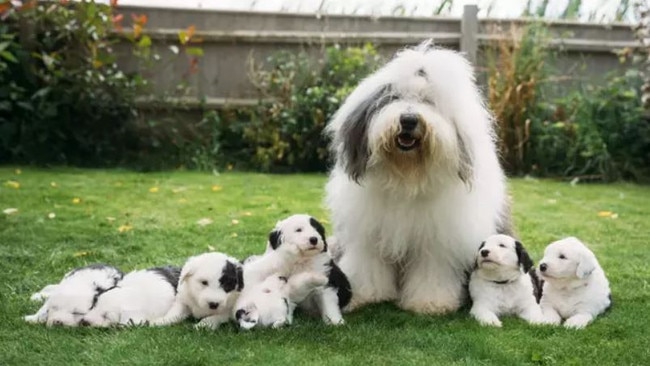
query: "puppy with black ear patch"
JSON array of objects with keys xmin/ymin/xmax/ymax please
[
  {"xmin": 80, "ymin": 266, "xmax": 180, "ymax": 327},
  {"xmin": 538, "ymin": 237, "xmax": 611, "ymax": 329},
  {"xmin": 248, "ymin": 214, "xmax": 352, "ymax": 325},
  {"xmin": 469, "ymin": 234, "xmax": 546, "ymax": 327},
  {"xmin": 151, "ymin": 252, "xmax": 244, "ymax": 330}
]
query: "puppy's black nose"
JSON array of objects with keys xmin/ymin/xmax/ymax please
[
  {"xmin": 79, "ymin": 319, "xmax": 90, "ymax": 327},
  {"xmin": 309, "ymin": 236, "xmax": 318, "ymax": 245},
  {"xmin": 208, "ymin": 302, "xmax": 219, "ymax": 310},
  {"xmin": 235, "ymin": 309, "xmax": 246, "ymax": 320},
  {"xmin": 52, "ymin": 320, "xmax": 63, "ymax": 326},
  {"xmin": 480, "ymin": 249, "xmax": 490, "ymax": 257},
  {"xmin": 399, "ymin": 113, "xmax": 419, "ymax": 131},
  {"xmin": 540, "ymin": 263, "xmax": 547, "ymax": 272}
]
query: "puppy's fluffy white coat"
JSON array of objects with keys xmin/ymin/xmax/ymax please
[
  {"xmin": 325, "ymin": 40, "xmax": 509, "ymax": 314},
  {"xmin": 81, "ymin": 267, "xmax": 179, "ymax": 327},
  {"xmin": 24, "ymin": 264, "xmax": 123, "ymax": 327},
  {"xmin": 538, "ymin": 237, "xmax": 611, "ymax": 329},
  {"xmin": 152, "ymin": 252, "xmax": 244, "ymax": 329},
  {"xmin": 234, "ymin": 272, "xmax": 328, "ymax": 330},
  {"xmin": 469, "ymin": 235, "xmax": 545, "ymax": 327},
  {"xmin": 245, "ymin": 214, "xmax": 351, "ymax": 325}
]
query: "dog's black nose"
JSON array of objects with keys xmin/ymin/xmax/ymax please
[
  {"xmin": 52, "ymin": 320, "xmax": 63, "ymax": 326},
  {"xmin": 480, "ymin": 249, "xmax": 490, "ymax": 257},
  {"xmin": 540, "ymin": 263, "xmax": 547, "ymax": 272},
  {"xmin": 309, "ymin": 236, "xmax": 318, "ymax": 245},
  {"xmin": 208, "ymin": 302, "xmax": 219, "ymax": 310},
  {"xmin": 399, "ymin": 113, "xmax": 419, "ymax": 131},
  {"xmin": 235, "ymin": 309, "xmax": 246, "ymax": 320},
  {"xmin": 79, "ymin": 319, "xmax": 90, "ymax": 327}
]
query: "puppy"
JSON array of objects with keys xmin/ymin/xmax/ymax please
[
  {"xmin": 469, "ymin": 234, "xmax": 545, "ymax": 327},
  {"xmin": 538, "ymin": 237, "xmax": 612, "ymax": 329},
  {"xmin": 152, "ymin": 252, "xmax": 244, "ymax": 329},
  {"xmin": 80, "ymin": 266, "xmax": 180, "ymax": 327},
  {"xmin": 250, "ymin": 214, "xmax": 352, "ymax": 325},
  {"xmin": 24, "ymin": 263, "xmax": 123, "ymax": 326},
  {"xmin": 234, "ymin": 272, "xmax": 328, "ymax": 330}
]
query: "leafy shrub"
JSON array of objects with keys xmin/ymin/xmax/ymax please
[
  {"xmin": 528, "ymin": 70, "xmax": 650, "ymax": 182},
  {"xmin": 224, "ymin": 44, "xmax": 382, "ymax": 172}
]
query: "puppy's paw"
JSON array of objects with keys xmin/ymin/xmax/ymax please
[
  {"xmin": 563, "ymin": 314, "xmax": 592, "ymax": 329},
  {"xmin": 194, "ymin": 318, "xmax": 220, "ymax": 330},
  {"xmin": 324, "ymin": 316, "xmax": 345, "ymax": 326},
  {"xmin": 24, "ymin": 314, "xmax": 41, "ymax": 324},
  {"xmin": 30, "ymin": 292, "xmax": 46, "ymax": 302}
]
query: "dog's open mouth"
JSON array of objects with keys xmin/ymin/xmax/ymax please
[{"xmin": 396, "ymin": 133, "xmax": 419, "ymax": 151}]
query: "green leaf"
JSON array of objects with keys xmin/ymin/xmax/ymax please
[
  {"xmin": 1, "ymin": 50, "xmax": 17, "ymax": 63},
  {"xmin": 138, "ymin": 35, "xmax": 151, "ymax": 48},
  {"xmin": 185, "ymin": 47, "xmax": 204, "ymax": 57}
]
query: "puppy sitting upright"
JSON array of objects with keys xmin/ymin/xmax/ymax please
[
  {"xmin": 250, "ymin": 214, "xmax": 351, "ymax": 325},
  {"xmin": 538, "ymin": 237, "xmax": 611, "ymax": 329},
  {"xmin": 152, "ymin": 252, "xmax": 244, "ymax": 329},
  {"xmin": 469, "ymin": 234, "xmax": 545, "ymax": 327}
]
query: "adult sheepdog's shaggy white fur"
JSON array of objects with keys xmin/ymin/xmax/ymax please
[
  {"xmin": 469, "ymin": 235, "xmax": 545, "ymax": 327},
  {"xmin": 325, "ymin": 40, "xmax": 511, "ymax": 314},
  {"xmin": 538, "ymin": 237, "xmax": 611, "ymax": 329}
]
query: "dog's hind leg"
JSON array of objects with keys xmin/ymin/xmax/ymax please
[
  {"xmin": 317, "ymin": 287, "xmax": 345, "ymax": 325},
  {"xmin": 30, "ymin": 284, "xmax": 59, "ymax": 302},
  {"xmin": 150, "ymin": 300, "xmax": 189, "ymax": 326},
  {"xmin": 24, "ymin": 303, "xmax": 49, "ymax": 324}
]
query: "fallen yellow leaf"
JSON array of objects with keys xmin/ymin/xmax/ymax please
[
  {"xmin": 243, "ymin": 212, "xmax": 252, "ymax": 216},
  {"xmin": 211, "ymin": 185, "xmax": 222, "ymax": 192},
  {"xmin": 611, "ymin": 213, "xmax": 619, "ymax": 219},
  {"xmin": 178, "ymin": 198, "xmax": 188, "ymax": 204},
  {"xmin": 149, "ymin": 187, "xmax": 159, "ymax": 193},
  {"xmin": 231, "ymin": 219, "xmax": 240, "ymax": 225},
  {"xmin": 118, "ymin": 224, "xmax": 133, "ymax": 233},
  {"xmin": 15, "ymin": 169, "xmax": 21, "ymax": 175},
  {"xmin": 227, "ymin": 164, "xmax": 233, "ymax": 171},
  {"xmin": 197, "ymin": 218, "xmax": 213, "ymax": 226},
  {"xmin": 597, "ymin": 211, "xmax": 613, "ymax": 217},
  {"xmin": 72, "ymin": 198, "xmax": 81, "ymax": 204},
  {"xmin": 106, "ymin": 217, "xmax": 116, "ymax": 222},
  {"xmin": 48, "ymin": 212, "xmax": 56, "ymax": 219},
  {"xmin": 231, "ymin": 233, "xmax": 238, "ymax": 238},
  {"xmin": 73, "ymin": 251, "xmax": 91, "ymax": 258},
  {"xmin": 5, "ymin": 181, "xmax": 20, "ymax": 189},
  {"xmin": 50, "ymin": 182, "xmax": 57, "ymax": 188},
  {"xmin": 319, "ymin": 218, "xmax": 330, "ymax": 224},
  {"xmin": 3, "ymin": 208, "xmax": 18, "ymax": 215},
  {"xmin": 207, "ymin": 245, "xmax": 216, "ymax": 251}
]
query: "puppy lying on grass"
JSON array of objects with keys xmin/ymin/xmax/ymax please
[{"xmin": 80, "ymin": 266, "xmax": 180, "ymax": 327}]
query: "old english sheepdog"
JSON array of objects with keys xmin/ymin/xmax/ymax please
[
  {"xmin": 24, "ymin": 263, "xmax": 123, "ymax": 326},
  {"xmin": 538, "ymin": 237, "xmax": 611, "ymax": 329},
  {"xmin": 80, "ymin": 266, "xmax": 180, "ymax": 327},
  {"xmin": 246, "ymin": 214, "xmax": 351, "ymax": 325},
  {"xmin": 325, "ymin": 40, "xmax": 510, "ymax": 314},
  {"xmin": 234, "ymin": 272, "xmax": 328, "ymax": 330},
  {"xmin": 469, "ymin": 235, "xmax": 545, "ymax": 327},
  {"xmin": 152, "ymin": 252, "xmax": 244, "ymax": 329}
]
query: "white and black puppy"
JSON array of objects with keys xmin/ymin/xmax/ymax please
[
  {"xmin": 249, "ymin": 214, "xmax": 351, "ymax": 325},
  {"xmin": 234, "ymin": 272, "xmax": 328, "ymax": 330},
  {"xmin": 24, "ymin": 264, "xmax": 123, "ymax": 327},
  {"xmin": 538, "ymin": 237, "xmax": 612, "ymax": 329},
  {"xmin": 152, "ymin": 252, "xmax": 244, "ymax": 329},
  {"xmin": 80, "ymin": 266, "xmax": 180, "ymax": 327},
  {"xmin": 469, "ymin": 234, "xmax": 545, "ymax": 327}
]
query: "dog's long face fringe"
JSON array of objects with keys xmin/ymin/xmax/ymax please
[{"xmin": 330, "ymin": 40, "xmax": 477, "ymax": 190}]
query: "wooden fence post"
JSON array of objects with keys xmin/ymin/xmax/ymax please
[{"xmin": 461, "ymin": 4, "xmax": 479, "ymax": 65}]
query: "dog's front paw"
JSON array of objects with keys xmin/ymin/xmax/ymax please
[
  {"xmin": 24, "ymin": 314, "xmax": 41, "ymax": 324},
  {"xmin": 399, "ymin": 298, "xmax": 461, "ymax": 315},
  {"xmin": 324, "ymin": 316, "xmax": 345, "ymax": 326},
  {"xmin": 194, "ymin": 318, "xmax": 221, "ymax": 330},
  {"xmin": 563, "ymin": 314, "xmax": 592, "ymax": 329},
  {"xmin": 30, "ymin": 292, "xmax": 46, "ymax": 302}
]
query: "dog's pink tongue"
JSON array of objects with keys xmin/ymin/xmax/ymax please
[{"xmin": 398, "ymin": 135, "xmax": 416, "ymax": 147}]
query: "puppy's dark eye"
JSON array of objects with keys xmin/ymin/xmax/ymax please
[
  {"xmin": 559, "ymin": 254, "xmax": 566, "ymax": 260},
  {"xmin": 296, "ymin": 228, "xmax": 302, "ymax": 233},
  {"xmin": 499, "ymin": 244, "xmax": 506, "ymax": 248},
  {"xmin": 201, "ymin": 280, "xmax": 209, "ymax": 286}
]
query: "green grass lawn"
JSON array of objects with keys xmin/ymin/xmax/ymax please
[{"xmin": 1, "ymin": 167, "xmax": 649, "ymax": 366}]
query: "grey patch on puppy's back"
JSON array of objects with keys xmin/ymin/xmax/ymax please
[
  {"xmin": 148, "ymin": 265, "xmax": 182, "ymax": 292},
  {"xmin": 528, "ymin": 268, "xmax": 543, "ymax": 303}
]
